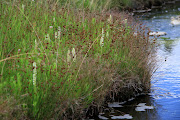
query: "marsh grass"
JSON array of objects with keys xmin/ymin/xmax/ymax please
[{"xmin": 0, "ymin": 0, "xmax": 156, "ymax": 119}]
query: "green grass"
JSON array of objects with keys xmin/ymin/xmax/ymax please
[
  {"xmin": 57, "ymin": 0, "xmax": 132, "ymax": 10},
  {"xmin": 0, "ymin": 0, "xmax": 156, "ymax": 119}
]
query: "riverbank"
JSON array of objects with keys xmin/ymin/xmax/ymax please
[
  {"xmin": 95, "ymin": 2, "xmax": 180, "ymax": 119},
  {"xmin": 110, "ymin": 0, "xmax": 177, "ymax": 10},
  {"xmin": 0, "ymin": 1, "xmax": 156, "ymax": 119}
]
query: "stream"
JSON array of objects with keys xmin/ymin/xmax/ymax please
[{"xmin": 92, "ymin": 1, "xmax": 180, "ymax": 120}]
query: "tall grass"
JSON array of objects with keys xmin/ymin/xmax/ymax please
[
  {"xmin": 0, "ymin": 0, "xmax": 156, "ymax": 119},
  {"xmin": 24, "ymin": 0, "xmax": 133, "ymax": 11},
  {"xmin": 58, "ymin": 0, "xmax": 132, "ymax": 10}
]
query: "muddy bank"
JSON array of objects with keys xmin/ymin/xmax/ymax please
[
  {"xmin": 86, "ymin": 80, "xmax": 150, "ymax": 119},
  {"xmin": 92, "ymin": 2, "xmax": 180, "ymax": 119}
]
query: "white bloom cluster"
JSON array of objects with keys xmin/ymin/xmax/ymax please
[
  {"xmin": 22, "ymin": 4, "xmax": 25, "ymax": 12},
  {"xmin": 58, "ymin": 26, "xmax": 61, "ymax": 40},
  {"xmin": 45, "ymin": 34, "xmax": 50, "ymax": 42},
  {"xmin": 33, "ymin": 62, "xmax": 37, "ymax": 86},
  {"xmin": 108, "ymin": 14, "xmax": 112, "ymax": 24},
  {"xmin": 67, "ymin": 48, "xmax": 76, "ymax": 63},
  {"xmin": 53, "ymin": 17, "xmax": 55, "ymax": 22},
  {"xmin": 67, "ymin": 49, "xmax": 71, "ymax": 63},
  {"xmin": 100, "ymin": 28, "xmax": 104, "ymax": 47},
  {"xmin": 55, "ymin": 26, "xmax": 61, "ymax": 40},
  {"xmin": 35, "ymin": 39, "xmax": 37, "ymax": 49},
  {"xmin": 55, "ymin": 32, "xmax": 58, "ymax": 39},
  {"xmin": 72, "ymin": 48, "xmax": 76, "ymax": 62}
]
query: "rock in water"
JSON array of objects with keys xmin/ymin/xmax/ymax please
[
  {"xmin": 149, "ymin": 31, "xmax": 167, "ymax": 36},
  {"xmin": 171, "ymin": 16, "xmax": 180, "ymax": 26}
]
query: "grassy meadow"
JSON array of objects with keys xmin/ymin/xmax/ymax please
[{"xmin": 0, "ymin": 0, "xmax": 156, "ymax": 119}]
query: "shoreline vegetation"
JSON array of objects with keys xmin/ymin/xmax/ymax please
[{"xmin": 0, "ymin": 0, "xmax": 159, "ymax": 119}]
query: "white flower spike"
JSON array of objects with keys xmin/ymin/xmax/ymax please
[
  {"xmin": 55, "ymin": 32, "xmax": 58, "ymax": 39},
  {"xmin": 22, "ymin": 4, "xmax": 25, "ymax": 12},
  {"xmin": 33, "ymin": 62, "xmax": 37, "ymax": 86},
  {"xmin": 35, "ymin": 39, "xmax": 37, "ymax": 50},
  {"xmin": 108, "ymin": 14, "xmax": 113, "ymax": 24},
  {"xmin": 53, "ymin": 17, "xmax": 55, "ymax": 22},
  {"xmin": 106, "ymin": 31, "xmax": 109, "ymax": 38},
  {"xmin": 45, "ymin": 34, "xmax": 50, "ymax": 42},
  {"xmin": 123, "ymin": 19, "xmax": 127, "ymax": 24},
  {"xmin": 58, "ymin": 26, "xmax": 61, "ymax": 40},
  {"xmin": 67, "ymin": 49, "xmax": 71, "ymax": 63},
  {"xmin": 72, "ymin": 48, "xmax": 76, "ymax": 62},
  {"xmin": 100, "ymin": 28, "xmax": 104, "ymax": 47}
]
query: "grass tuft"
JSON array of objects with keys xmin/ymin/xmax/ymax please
[{"xmin": 0, "ymin": 0, "xmax": 156, "ymax": 119}]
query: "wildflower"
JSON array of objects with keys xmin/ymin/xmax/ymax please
[
  {"xmin": 58, "ymin": 26, "xmax": 61, "ymax": 40},
  {"xmin": 35, "ymin": 39, "xmax": 37, "ymax": 49},
  {"xmin": 133, "ymin": 32, "xmax": 138, "ymax": 36},
  {"xmin": 55, "ymin": 32, "xmax": 58, "ymax": 39},
  {"xmin": 53, "ymin": 17, "xmax": 55, "ymax": 22},
  {"xmin": 72, "ymin": 48, "xmax": 76, "ymax": 62},
  {"xmin": 123, "ymin": 19, "xmax": 127, "ymax": 24},
  {"xmin": 108, "ymin": 14, "xmax": 113, "ymax": 24},
  {"xmin": 18, "ymin": 49, "xmax": 21, "ymax": 54},
  {"xmin": 106, "ymin": 31, "xmax": 109, "ymax": 38},
  {"xmin": 33, "ymin": 62, "xmax": 37, "ymax": 86},
  {"xmin": 90, "ymin": 0, "xmax": 94, "ymax": 6},
  {"xmin": 49, "ymin": 26, "xmax": 53, "ymax": 29},
  {"xmin": 45, "ymin": 34, "xmax": 50, "ymax": 42},
  {"xmin": 67, "ymin": 49, "xmax": 71, "ymax": 63},
  {"xmin": 100, "ymin": 28, "xmax": 104, "ymax": 47},
  {"xmin": 22, "ymin": 4, "xmax": 25, "ymax": 12}
]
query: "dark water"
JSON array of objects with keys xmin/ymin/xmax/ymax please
[{"xmin": 93, "ymin": 1, "xmax": 180, "ymax": 120}]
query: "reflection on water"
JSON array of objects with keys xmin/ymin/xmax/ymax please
[
  {"xmin": 151, "ymin": 36, "xmax": 180, "ymax": 120},
  {"xmin": 94, "ymin": 1, "xmax": 180, "ymax": 120},
  {"xmin": 159, "ymin": 38, "xmax": 177, "ymax": 53}
]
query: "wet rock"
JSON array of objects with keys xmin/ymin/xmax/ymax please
[
  {"xmin": 171, "ymin": 16, "xmax": 180, "ymax": 26},
  {"xmin": 111, "ymin": 114, "xmax": 133, "ymax": 119},
  {"xmin": 165, "ymin": 1, "xmax": 176, "ymax": 4},
  {"xmin": 98, "ymin": 115, "xmax": 108, "ymax": 120},
  {"xmin": 108, "ymin": 102, "xmax": 123, "ymax": 108},
  {"xmin": 149, "ymin": 31, "xmax": 167, "ymax": 36},
  {"xmin": 135, "ymin": 103, "xmax": 154, "ymax": 112},
  {"xmin": 151, "ymin": 5, "xmax": 162, "ymax": 9},
  {"xmin": 133, "ymin": 9, "xmax": 151, "ymax": 13}
]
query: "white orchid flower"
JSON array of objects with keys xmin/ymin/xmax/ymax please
[
  {"xmin": 33, "ymin": 62, "xmax": 37, "ymax": 86},
  {"xmin": 72, "ymin": 48, "xmax": 76, "ymax": 62},
  {"xmin": 100, "ymin": 28, "xmax": 104, "ymax": 47},
  {"xmin": 67, "ymin": 49, "xmax": 71, "ymax": 63}
]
